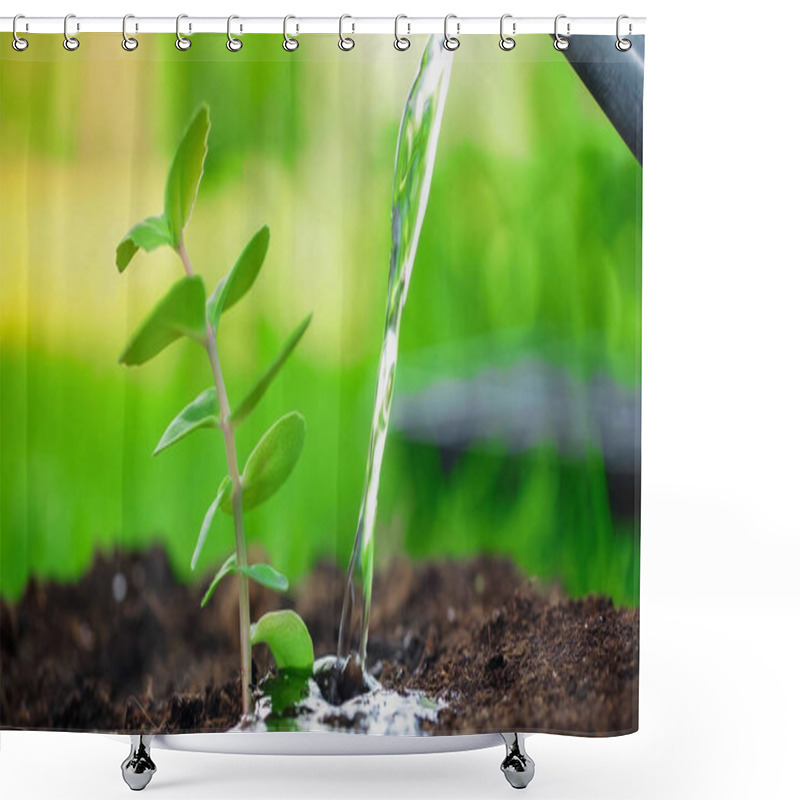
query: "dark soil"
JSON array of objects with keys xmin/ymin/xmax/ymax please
[{"xmin": 1, "ymin": 548, "xmax": 638, "ymax": 736}]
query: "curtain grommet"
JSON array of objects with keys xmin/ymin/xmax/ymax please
[
  {"xmin": 175, "ymin": 14, "xmax": 192, "ymax": 51},
  {"xmin": 12, "ymin": 14, "xmax": 29, "ymax": 51},
  {"xmin": 615, "ymin": 15, "xmax": 632, "ymax": 51},
  {"xmin": 121, "ymin": 14, "xmax": 138, "ymax": 51},
  {"xmin": 63, "ymin": 13, "xmax": 80, "ymax": 51},
  {"xmin": 553, "ymin": 15, "xmax": 570, "ymax": 51},
  {"xmin": 394, "ymin": 15, "xmax": 411, "ymax": 51},
  {"xmin": 443, "ymin": 14, "xmax": 460, "ymax": 51},
  {"xmin": 499, "ymin": 14, "xmax": 516, "ymax": 51},
  {"xmin": 338, "ymin": 14, "xmax": 355, "ymax": 51},
  {"xmin": 283, "ymin": 15, "xmax": 299, "ymax": 51},
  {"xmin": 226, "ymin": 15, "xmax": 243, "ymax": 52}
]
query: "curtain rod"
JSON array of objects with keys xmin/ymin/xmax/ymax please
[{"xmin": 1, "ymin": 16, "xmax": 646, "ymax": 37}]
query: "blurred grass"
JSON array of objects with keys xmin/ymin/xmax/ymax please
[{"xmin": 0, "ymin": 35, "xmax": 641, "ymax": 606}]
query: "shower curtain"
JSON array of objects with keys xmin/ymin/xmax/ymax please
[{"xmin": 0, "ymin": 30, "xmax": 642, "ymax": 738}]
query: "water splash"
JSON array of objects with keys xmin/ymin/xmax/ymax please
[
  {"xmin": 337, "ymin": 37, "xmax": 454, "ymax": 665},
  {"xmin": 238, "ymin": 656, "xmax": 444, "ymax": 735}
]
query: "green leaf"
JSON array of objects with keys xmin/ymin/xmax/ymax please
[
  {"xmin": 207, "ymin": 226, "xmax": 270, "ymax": 332},
  {"xmin": 191, "ymin": 477, "xmax": 231, "ymax": 571},
  {"xmin": 119, "ymin": 276, "xmax": 207, "ymax": 366},
  {"xmin": 200, "ymin": 553, "xmax": 237, "ymax": 607},
  {"xmin": 250, "ymin": 610, "xmax": 314, "ymax": 674},
  {"xmin": 241, "ymin": 563, "xmax": 289, "ymax": 593},
  {"xmin": 154, "ymin": 387, "xmax": 219, "ymax": 456},
  {"xmin": 115, "ymin": 106, "xmax": 208, "ymax": 268},
  {"xmin": 221, "ymin": 412, "xmax": 305, "ymax": 513},
  {"xmin": 229, "ymin": 314, "xmax": 312, "ymax": 427},
  {"xmin": 164, "ymin": 104, "xmax": 210, "ymax": 246},
  {"xmin": 116, "ymin": 215, "xmax": 173, "ymax": 272}
]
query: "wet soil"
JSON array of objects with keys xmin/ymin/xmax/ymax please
[{"xmin": 1, "ymin": 548, "xmax": 638, "ymax": 735}]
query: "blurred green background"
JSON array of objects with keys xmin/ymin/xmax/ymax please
[{"xmin": 0, "ymin": 34, "xmax": 641, "ymax": 605}]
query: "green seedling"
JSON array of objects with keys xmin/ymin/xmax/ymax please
[{"xmin": 117, "ymin": 105, "xmax": 314, "ymax": 716}]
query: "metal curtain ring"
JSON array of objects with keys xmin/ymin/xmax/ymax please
[
  {"xmin": 63, "ymin": 13, "xmax": 79, "ymax": 51},
  {"xmin": 176, "ymin": 14, "xmax": 191, "ymax": 50},
  {"xmin": 283, "ymin": 15, "xmax": 299, "ymax": 51},
  {"xmin": 122, "ymin": 14, "xmax": 138, "ymax": 51},
  {"xmin": 227, "ymin": 15, "xmax": 243, "ymax": 51},
  {"xmin": 394, "ymin": 14, "xmax": 411, "ymax": 51},
  {"xmin": 12, "ymin": 14, "xmax": 28, "ymax": 51},
  {"xmin": 443, "ymin": 14, "xmax": 460, "ymax": 51},
  {"xmin": 553, "ymin": 14, "xmax": 570, "ymax": 51},
  {"xmin": 499, "ymin": 14, "xmax": 515, "ymax": 51},
  {"xmin": 339, "ymin": 14, "xmax": 354, "ymax": 51},
  {"xmin": 616, "ymin": 14, "xmax": 632, "ymax": 51}
]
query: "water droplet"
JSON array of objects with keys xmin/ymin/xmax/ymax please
[{"xmin": 112, "ymin": 572, "xmax": 127, "ymax": 603}]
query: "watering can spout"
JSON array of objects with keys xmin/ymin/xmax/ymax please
[{"xmin": 558, "ymin": 35, "xmax": 644, "ymax": 164}]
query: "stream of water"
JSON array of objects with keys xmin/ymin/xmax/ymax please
[
  {"xmin": 337, "ymin": 36, "xmax": 454, "ymax": 666},
  {"xmin": 240, "ymin": 37, "xmax": 454, "ymax": 735}
]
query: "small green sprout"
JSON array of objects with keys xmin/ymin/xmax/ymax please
[{"xmin": 116, "ymin": 104, "xmax": 314, "ymax": 716}]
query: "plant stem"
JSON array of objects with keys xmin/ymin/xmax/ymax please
[{"xmin": 177, "ymin": 240, "xmax": 253, "ymax": 717}]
